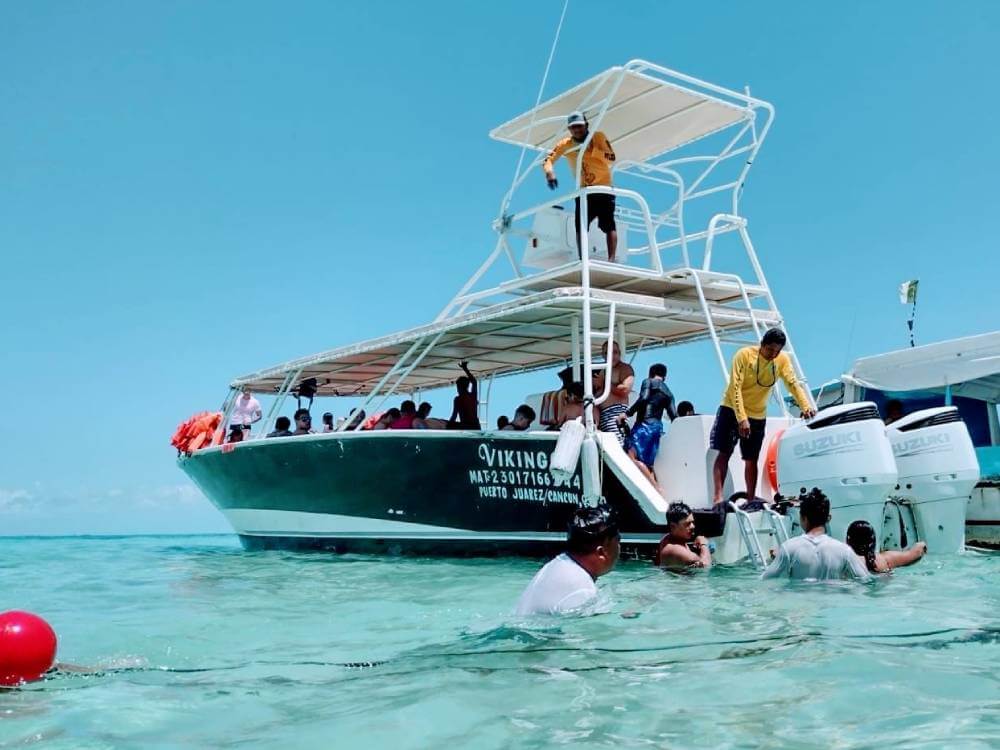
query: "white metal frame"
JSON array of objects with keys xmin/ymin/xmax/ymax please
[
  {"xmin": 236, "ymin": 60, "xmax": 815, "ymax": 457},
  {"xmin": 439, "ymin": 59, "xmax": 811, "ymax": 423}
]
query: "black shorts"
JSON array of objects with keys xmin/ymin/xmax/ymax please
[
  {"xmin": 575, "ymin": 193, "xmax": 616, "ymax": 235},
  {"xmin": 710, "ymin": 405, "xmax": 766, "ymax": 461}
]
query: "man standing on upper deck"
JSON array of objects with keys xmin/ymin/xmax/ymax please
[
  {"xmin": 710, "ymin": 328, "xmax": 816, "ymax": 505},
  {"xmin": 542, "ymin": 112, "xmax": 618, "ymax": 263}
]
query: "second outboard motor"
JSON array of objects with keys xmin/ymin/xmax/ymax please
[
  {"xmin": 777, "ymin": 403, "xmax": 898, "ymax": 542},
  {"xmin": 887, "ymin": 407, "xmax": 979, "ymax": 554}
]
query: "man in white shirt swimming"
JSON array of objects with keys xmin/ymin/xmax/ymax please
[
  {"xmin": 515, "ymin": 505, "xmax": 620, "ymax": 616},
  {"xmin": 762, "ymin": 488, "xmax": 871, "ymax": 581}
]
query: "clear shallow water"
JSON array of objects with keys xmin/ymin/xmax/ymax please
[{"xmin": 2, "ymin": 536, "xmax": 1000, "ymax": 749}]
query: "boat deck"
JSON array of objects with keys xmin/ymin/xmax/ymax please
[
  {"xmin": 234, "ymin": 283, "xmax": 779, "ymax": 395},
  {"xmin": 496, "ymin": 261, "xmax": 768, "ymax": 306}
]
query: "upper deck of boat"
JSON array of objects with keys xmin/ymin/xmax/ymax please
[
  {"xmin": 495, "ymin": 260, "xmax": 767, "ymax": 305},
  {"xmin": 233, "ymin": 264, "xmax": 778, "ymax": 396},
  {"xmin": 231, "ymin": 61, "xmax": 792, "ymax": 399}
]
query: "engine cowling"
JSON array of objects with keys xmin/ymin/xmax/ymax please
[
  {"xmin": 887, "ymin": 407, "xmax": 978, "ymax": 554},
  {"xmin": 777, "ymin": 402, "xmax": 898, "ymax": 542}
]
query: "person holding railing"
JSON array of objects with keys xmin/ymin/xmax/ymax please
[
  {"xmin": 229, "ymin": 386, "xmax": 262, "ymax": 440},
  {"xmin": 448, "ymin": 361, "xmax": 481, "ymax": 430},
  {"xmin": 710, "ymin": 328, "xmax": 815, "ymax": 505},
  {"xmin": 542, "ymin": 112, "xmax": 618, "ymax": 263}
]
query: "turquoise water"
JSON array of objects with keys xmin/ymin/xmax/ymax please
[{"xmin": 2, "ymin": 536, "xmax": 1000, "ymax": 749}]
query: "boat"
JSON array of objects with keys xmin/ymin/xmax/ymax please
[
  {"xmin": 177, "ymin": 60, "xmax": 905, "ymax": 563},
  {"xmin": 802, "ymin": 332, "xmax": 998, "ymax": 548}
]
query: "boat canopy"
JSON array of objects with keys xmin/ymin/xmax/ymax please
[
  {"xmin": 489, "ymin": 64, "xmax": 754, "ymax": 165},
  {"xmin": 233, "ymin": 285, "xmax": 774, "ymax": 396},
  {"xmin": 846, "ymin": 331, "xmax": 1000, "ymax": 403}
]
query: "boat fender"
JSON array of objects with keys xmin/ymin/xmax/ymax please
[
  {"xmin": 580, "ymin": 434, "xmax": 602, "ymax": 503},
  {"xmin": 765, "ymin": 428, "xmax": 786, "ymax": 498},
  {"xmin": 550, "ymin": 418, "xmax": 585, "ymax": 483}
]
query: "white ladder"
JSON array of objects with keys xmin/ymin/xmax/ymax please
[
  {"xmin": 765, "ymin": 507, "xmax": 791, "ymax": 547},
  {"xmin": 729, "ymin": 502, "xmax": 766, "ymax": 569}
]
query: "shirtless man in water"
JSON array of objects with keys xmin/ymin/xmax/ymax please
[{"xmin": 592, "ymin": 341, "xmax": 634, "ymax": 446}]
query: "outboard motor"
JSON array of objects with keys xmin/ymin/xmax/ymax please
[
  {"xmin": 776, "ymin": 402, "xmax": 898, "ymax": 542},
  {"xmin": 887, "ymin": 407, "xmax": 978, "ymax": 554}
]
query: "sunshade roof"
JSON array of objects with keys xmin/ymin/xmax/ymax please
[
  {"xmin": 490, "ymin": 66, "xmax": 752, "ymax": 165},
  {"xmin": 234, "ymin": 287, "xmax": 773, "ymax": 396},
  {"xmin": 847, "ymin": 331, "xmax": 1000, "ymax": 403}
]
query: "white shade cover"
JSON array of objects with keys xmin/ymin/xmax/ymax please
[
  {"xmin": 490, "ymin": 66, "xmax": 751, "ymax": 165},
  {"xmin": 847, "ymin": 332, "xmax": 1000, "ymax": 402}
]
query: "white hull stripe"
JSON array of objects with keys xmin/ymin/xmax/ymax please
[{"xmin": 223, "ymin": 509, "xmax": 661, "ymax": 543}]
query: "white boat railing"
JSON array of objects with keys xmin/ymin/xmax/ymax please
[{"xmin": 227, "ymin": 59, "xmax": 816, "ymax": 453}]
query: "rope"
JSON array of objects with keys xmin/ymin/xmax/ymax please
[{"xmin": 501, "ymin": 0, "xmax": 570, "ymax": 218}]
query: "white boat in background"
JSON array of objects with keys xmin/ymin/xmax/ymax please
[{"xmin": 804, "ymin": 332, "xmax": 1000, "ymax": 548}]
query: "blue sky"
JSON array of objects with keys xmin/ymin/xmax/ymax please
[{"xmin": 2, "ymin": 1, "xmax": 998, "ymax": 534}]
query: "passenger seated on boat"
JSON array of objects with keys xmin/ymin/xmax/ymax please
[
  {"xmin": 370, "ymin": 409, "xmax": 400, "ymax": 431},
  {"xmin": 515, "ymin": 505, "xmax": 620, "ymax": 616},
  {"xmin": 762, "ymin": 489, "xmax": 871, "ymax": 581},
  {"xmin": 496, "ymin": 415, "xmax": 510, "ymax": 430},
  {"xmin": 501, "ymin": 404, "xmax": 536, "ymax": 431},
  {"xmin": 654, "ymin": 503, "xmax": 711, "ymax": 570},
  {"xmin": 412, "ymin": 402, "xmax": 447, "ymax": 430},
  {"xmin": 226, "ymin": 424, "xmax": 245, "ymax": 443},
  {"xmin": 551, "ymin": 382, "xmax": 598, "ymax": 429},
  {"xmin": 540, "ymin": 366, "xmax": 576, "ymax": 427},
  {"xmin": 292, "ymin": 409, "xmax": 314, "ymax": 436},
  {"xmin": 389, "ymin": 401, "xmax": 417, "ymax": 429},
  {"xmin": 846, "ymin": 520, "xmax": 927, "ymax": 573},
  {"xmin": 448, "ymin": 360, "xmax": 481, "ymax": 430},
  {"xmin": 266, "ymin": 416, "xmax": 293, "ymax": 438},
  {"xmin": 677, "ymin": 401, "xmax": 695, "ymax": 417},
  {"xmin": 883, "ymin": 399, "xmax": 905, "ymax": 425},
  {"xmin": 345, "ymin": 408, "xmax": 366, "ymax": 431},
  {"xmin": 321, "ymin": 412, "xmax": 334, "ymax": 433},
  {"xmin": 593, "ymin": 341, "xmax": 634, "ymax": 447}
]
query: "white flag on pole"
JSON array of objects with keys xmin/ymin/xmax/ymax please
[{"xmin": 898, "ymin": 279, "xmax": 919, "ymax": 305}]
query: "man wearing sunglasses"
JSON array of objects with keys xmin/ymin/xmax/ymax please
[
  {"xmin": 710, "ymin": 328, "xmax": 815, "ymax": 505},
  {"xmin": 292, "ymin": 408, "xmax": 314, "ymax": 436},
  {"xmin": 515, "ymin": 505, "xmax": 620, "ymax": 616}
]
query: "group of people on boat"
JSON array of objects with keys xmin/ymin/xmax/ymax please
[
  {"xmin": 223, "ymin": 359, "xmax": 543, "ymax": 442},
  {"xmin": 515, "ymin": 491, "xmax": 929, "ymax": 617},
  {"xmin": 514, "ymin": 323, "xmax": 928, "ymax": 616}
]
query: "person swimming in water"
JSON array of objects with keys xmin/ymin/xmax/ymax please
[
  {"xmin": 654, "ymin": 502, "xmax": 712, "ymax": 570},
  {"xmin": 514, "ymin": 505, "xmax": 620, "ymax": 616},
  {"xmin": 845, "ymin": 520, "xmax": 927, "ymax": 573},
  {"xmin": 762, "ymin": 488, "xmax": 871, "ymax": 581}
]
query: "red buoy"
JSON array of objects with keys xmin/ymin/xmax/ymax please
[{"xmin": 0, "ymin": 611, "xmax": 57, "ymax": 686}]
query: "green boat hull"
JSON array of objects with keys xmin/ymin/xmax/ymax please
[{"xmin": 179, "ymin": 431, "xmax": 665, "ymax": 556}]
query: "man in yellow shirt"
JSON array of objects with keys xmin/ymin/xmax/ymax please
[
  {"xmin": 711, "ymin": 329, "xmax": 816, "ymax": 505},
  {"xmin": 542, "ymin": 112, "xmax": 618, "ymax": 262}
]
